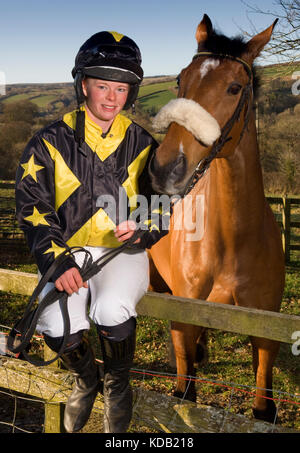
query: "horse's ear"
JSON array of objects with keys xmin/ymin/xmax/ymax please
[
  {"xmin": 195, "ymin": 14, "xmax": 213, "ymax": 48},
  {"xmin": 242, "ymin": 19, "xmax": 278, "ymax": 63}
]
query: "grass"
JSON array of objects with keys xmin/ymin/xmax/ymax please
[
  {"xmin": 259, "ymin": 62, "xmax": 300, "ymax": 81},
  {"xmin": 29, "ymin": 94, "xmax": 58, "ymax": 107},
  {"xmin": 0, "ymin": 242, "xmax": 299, "ymax": 432},
  {"xmin": 138, "ymin": 90, "xmax": 176, "ymax": 113},
  {"xmin": 1, "ymin": 93, "xmax": 34, "ymax": 103},
  {"xmin": 2, "ymin": 93, "xmax": 58, "ymax": 109},
  {"xmin": 0, "ymin": 185, "xmax": 299, "ymax": 431},
  {"xmin": 138, "ymin": 80, "xmax": 177, "ymax": 98}
]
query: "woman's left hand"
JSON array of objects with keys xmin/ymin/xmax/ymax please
[{"xmin": 114, "ymin": 220, "xmax": 141, "ymax": 244}]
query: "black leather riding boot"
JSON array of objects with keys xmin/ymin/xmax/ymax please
[
  {"xmin": 60, "ymin": 337, "xmax": 100, "ymax": 433},
  {"xmin": 99, "ymin": 329, "xmax": 136, "ymax": 433}
]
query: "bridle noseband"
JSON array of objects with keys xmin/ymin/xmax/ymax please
[{"xmin": 181, "ymin": 52, "xmax": 254, "ymax": 196}]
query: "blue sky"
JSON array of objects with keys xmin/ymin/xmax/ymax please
[{"xmin": 0, "ymin": 0, "xmax": 282, "ymax": 84}]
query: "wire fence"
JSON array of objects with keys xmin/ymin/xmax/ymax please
[{"xmin": 0, "ymin": 325, "xmax": 299, "ymax": 434}]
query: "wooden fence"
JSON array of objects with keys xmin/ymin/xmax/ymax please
[
  {"xmin": 0, "ymin": 268, "xmax": 299, "ymax": 433},
  {"xmin": 0, "ymin": 192, "xmax": 299, "ymax": 261},
  {"xmin": 267, "ymin": 196, "xmax": 300, "ymax": 262}
]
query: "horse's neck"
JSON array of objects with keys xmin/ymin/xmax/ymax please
[{"xmin": 207, "ymin": 115, "xmax": 266, "ymax": 238}]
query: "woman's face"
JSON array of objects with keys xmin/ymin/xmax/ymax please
[{"xmin": 82, "ymin": 77, "xmax": 129, "ymax": 131}]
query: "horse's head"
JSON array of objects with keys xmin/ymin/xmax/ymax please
[{"xmin": 150, "ymin": 14, "xmax": 277, "ymax": 196}]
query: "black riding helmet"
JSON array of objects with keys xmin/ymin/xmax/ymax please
[{"xmin": 72, "ymin": 31, "xmax": 144, "ymax": 110}]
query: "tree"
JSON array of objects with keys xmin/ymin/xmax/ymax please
[
  {"xmin": 2, "ymin": 100, "xmax": 39, "ymax": 123},
  {"xmin": 241, "ymin": 0, "xmax": 300, "ymax": 63}
]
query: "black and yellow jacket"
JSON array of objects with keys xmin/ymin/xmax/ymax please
[{"xmin": 15, "ymin": 107, "xmax": 169, "ymax": 280}]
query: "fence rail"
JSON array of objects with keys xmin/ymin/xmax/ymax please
[{"xmin": 0, "ymin": 268, "xmax": 300, "ymax": 432}]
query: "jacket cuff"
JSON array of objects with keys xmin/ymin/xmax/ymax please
[{"xmin": 49, "ymin": 257, "xmax": 80, "ymax": 283}]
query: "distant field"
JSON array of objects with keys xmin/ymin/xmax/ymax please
[
  {"xmin": 258, "ymin": 62, "xmax": 300, "ymax": 80},
  {"xmin": 138, "ymin": 90, "xmax": 176, "ymax": 112},
  {"xmin": 138, "ymin": 80, "xmax": 177, "ymax": 97},
  {"xmin": 29, "ymin": 94, "xmax": 58, "ymax": 107},
  {"xmin": 1, "ymin": 61, "xmax": 299, "ymax": 116},
  {"xmin": 137, "ymin": 80, "xmax": 177, "ymax": 113},
  {"xmin": 2, "ymin": 93, "xmax": 33, "ymax": 103},
  {"xmin": 0, "ymin": 85, "xmax": 74, "ymax": 113}
]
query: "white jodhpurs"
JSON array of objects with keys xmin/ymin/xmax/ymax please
[{"xmin": 36, "ymin": 246, "xmax": 149, "ymax": 338}]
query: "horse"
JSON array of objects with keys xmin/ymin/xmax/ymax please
[{"xmin": 148, "ymin": 14, "xmax": 285, "ymax": 423}]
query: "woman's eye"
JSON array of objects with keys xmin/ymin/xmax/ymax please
[{"xmin": 227, "ymin": 83, "xmax": 242, "ymax": 95}]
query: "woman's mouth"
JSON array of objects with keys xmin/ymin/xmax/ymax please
[{"xmin": 102, "ymin": 105, "xmax": 116, "ymax": 111}]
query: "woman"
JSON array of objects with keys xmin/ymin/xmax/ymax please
[{"xmin": 15, "ymin": 31, "xmax": 169, "ymax": 433}]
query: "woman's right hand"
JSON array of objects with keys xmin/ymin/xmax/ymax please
[{"xmin": 55, "ymin": 267, "xmax": 88, "ymax": 295}]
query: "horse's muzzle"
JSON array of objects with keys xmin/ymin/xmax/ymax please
[{"xmin": 149, "ymin": 152, "xmax": 187, "ymax": 195}]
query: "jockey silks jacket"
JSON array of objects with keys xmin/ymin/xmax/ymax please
[{"xmin": 15, "ymin": 107, "xmax": 170, "ymax": 281}]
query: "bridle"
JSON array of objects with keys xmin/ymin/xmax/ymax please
[{"xmin": 180, "ymin": 52, "xmax": 254, "ymax": 196}]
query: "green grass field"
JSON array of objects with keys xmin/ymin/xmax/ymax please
[
  {"xmin": 138, "ymin": 90, "xmax": 176, "ymax": 113},
  {"xmin": 138, "ymin": 80, "xmax": 177, "ymax": 98}
]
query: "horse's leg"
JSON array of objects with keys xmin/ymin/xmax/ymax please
[
  {"xmin": 171, "ymin": 322, "xmax": 203, "ymax": 402},
  {"xmin": 194, "ymin": 327, "xmax": 208, "ymax": 367},
  {"xmin": 250, "ymin": 336, "xmax": 280, "ymax": 422},
  {"xmin": 171, "ymin": 286, "xmax": 234, "ymax": 402}
]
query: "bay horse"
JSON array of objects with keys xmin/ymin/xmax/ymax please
[{"xmin": 148, "ymin": 14, "xmax": 285, "ymax": 423}]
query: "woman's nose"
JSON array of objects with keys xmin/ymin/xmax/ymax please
[{"xmin": 106, "ymin": 89, "xmax": 116, "ymax": 101}]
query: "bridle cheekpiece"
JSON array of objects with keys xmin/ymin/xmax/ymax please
[{"xmin": 183, "ymin": 51, "xmax": 254, "ymax": 196}]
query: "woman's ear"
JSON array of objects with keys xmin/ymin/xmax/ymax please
[{"xmin": 81, "ymin": 78, "xmax": 88, "ymax": 97}]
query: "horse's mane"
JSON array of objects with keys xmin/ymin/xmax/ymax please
[{"xmin": 200, "ymin": 29, "xmax": 260, "ymax": 99}]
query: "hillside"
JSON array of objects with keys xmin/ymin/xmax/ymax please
[
  {"xmin": 0, "ymin": 61, "xmax": 300, "ymax": 193},
  {"xmin": 1, "ymin": 61, "xmax": 299, "ymax": 118}
]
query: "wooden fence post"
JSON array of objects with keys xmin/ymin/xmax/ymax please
[
  {"xmin": 44, "ymin": 402, "xmax": 65, "ymax": 433},
  {"xmin": 43, "ymin": 344, "xmax": 65, "ymax": 433},
  {"xmin": 282, "ymin": 197, "xmax": 291, "ymax": 263}
]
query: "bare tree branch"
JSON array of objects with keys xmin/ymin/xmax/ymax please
[{"xmin": 240, "ymin": 0, "xmax": 300, "ymax": 63}]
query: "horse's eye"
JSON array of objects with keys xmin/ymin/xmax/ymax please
[
  {"xmin": 227, "ymin": 83, "xmax": 242, "ymax": 95},
  {"xmin": 176, "ymin": 75, "xmax": 181, "ymax": 87}
]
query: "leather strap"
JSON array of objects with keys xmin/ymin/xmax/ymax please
[{"xmin": 7, "ymin": 229, "xmax": 145, "ymax": 366}]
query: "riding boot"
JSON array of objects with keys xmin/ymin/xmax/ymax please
[
  {"xmin": 99, "ymin": 329, "xmax": 136, "ymax": 433},
  {"xmin": 60, "ymin": 337, "xmax": 100, "ymax": 433}
]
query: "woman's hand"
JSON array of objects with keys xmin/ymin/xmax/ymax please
[
  {"xmin": 55, "ymin": 267, "xmax": 88, "ymax": 295},
  {"xmin": 114, "ymin": 220, "xmax": 141, "ymax": 244}
]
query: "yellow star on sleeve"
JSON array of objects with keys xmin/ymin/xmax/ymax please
[
  {"xmin": 44, "ymin": 241, "xmax": 66, "ymax": 259},
  {"xmin": 21, "ymin": 154, "xmax": 44, "ymax": 182},
  {"xmin": 24, "ymin": 207, "xmax": 50, "ymax": 227}
]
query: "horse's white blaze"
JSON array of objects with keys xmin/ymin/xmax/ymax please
[{"xmin": 200, "ymin": 58, "xmax": 220, "ymax": 78}]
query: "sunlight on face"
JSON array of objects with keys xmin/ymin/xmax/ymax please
[{"xmin": 82, "ymin": 78, "xmax": 129, "ymax": 131}]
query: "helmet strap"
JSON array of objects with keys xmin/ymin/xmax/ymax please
[{"xmin": 75, "ymin": 109, "xmax": 86, "ymax": 156}]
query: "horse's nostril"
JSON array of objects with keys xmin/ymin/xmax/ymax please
[{"xmin": 172, "ymin": 154, "xmax": 186, "ymax": 176}]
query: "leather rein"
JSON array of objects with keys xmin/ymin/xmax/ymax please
[
  {"xmin": 7, "ymin": 230, "xmax": 144, "ymax": 366},
  {"xmin": 182, "ymin": 52, "xmax": 254, "ymax": 196}
]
